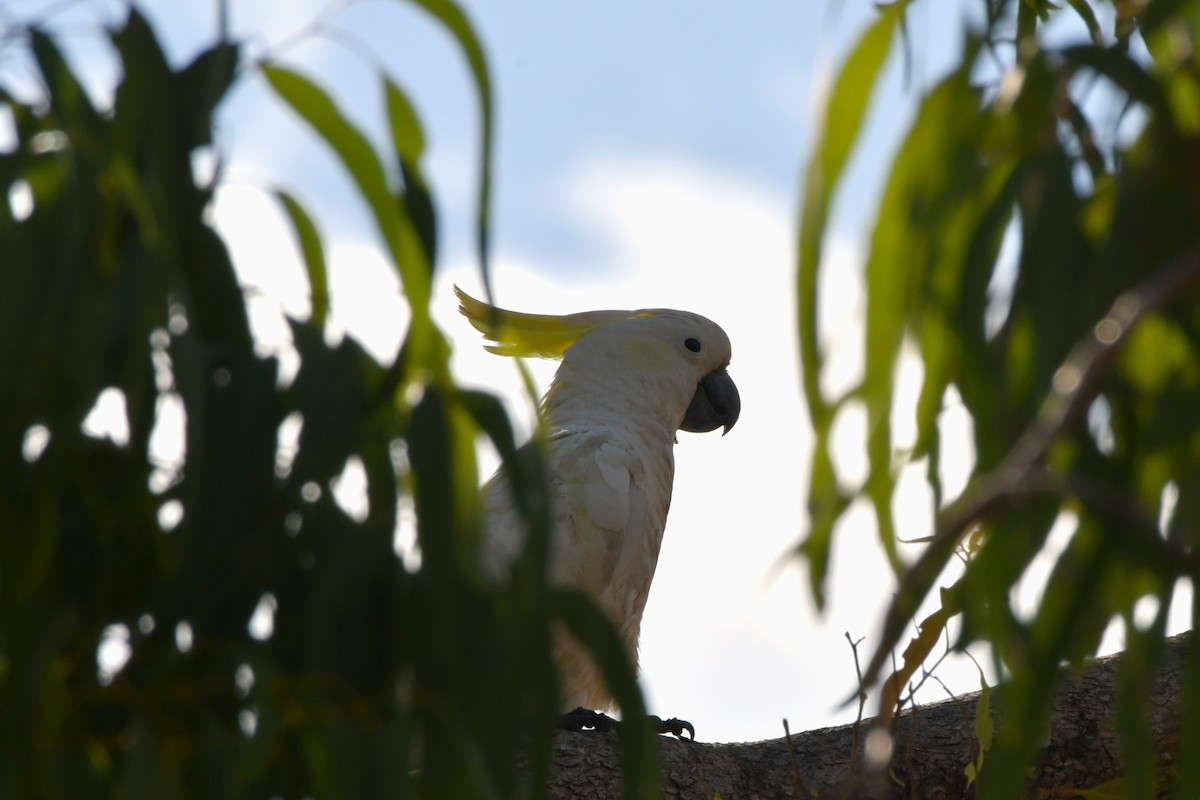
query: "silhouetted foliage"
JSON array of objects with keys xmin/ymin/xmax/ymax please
[
  {"xmin": 8, "ymin": 0, "xmax": 1200, "ymax": 797},
  {"xmin": 799, "ymin": 1, "xmax": 1200, "ymax": 796},
  {"xmin": 0, "ymin": 5, "xmax": 659, "ymax": 798}
]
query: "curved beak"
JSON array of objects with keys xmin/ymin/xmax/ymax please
[{"xmin": 680, "ymin": 368, "xmax": 740, "ymax": 435}]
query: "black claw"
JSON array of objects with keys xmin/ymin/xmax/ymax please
[
  {"xmin": 651, "ymin": 715, "xmax": 695, "ymax": 740},
  {"xmin": 557, "ymin": 707, "xmax": 618, "ymax": 732},
  {"xmin": 558, "ymin": 708, "xmax": 695, "ymax": 740}
]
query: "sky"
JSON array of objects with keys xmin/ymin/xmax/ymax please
[{"xmin": 2, "ymin": 0, "xmax": 1151, "ymax": 743}]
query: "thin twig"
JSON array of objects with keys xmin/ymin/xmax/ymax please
[
  {"xmin": 782, "ymin": 718, "xmax": 813, "ymax": 799},
  {"xmin": 845, "ymin": 631, "xmax": 869, "ymax": 773}
]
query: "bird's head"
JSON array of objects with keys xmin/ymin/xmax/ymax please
[{"xmin": 455, "ymin": 286, "xmax": 740, "ymax": 436}]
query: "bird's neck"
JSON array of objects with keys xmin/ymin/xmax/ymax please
[{"xmin": 541, "ymin": 371, "xmax": 684, "ymax": 448}]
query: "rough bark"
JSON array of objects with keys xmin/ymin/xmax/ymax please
[{"xmin": 545, "ymin": 632, "xmax": 1191, "ymax": 799}]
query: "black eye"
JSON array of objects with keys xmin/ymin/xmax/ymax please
[{"xmin": 684, "ymin": 337, "xmax": 701, "ymax": 353}]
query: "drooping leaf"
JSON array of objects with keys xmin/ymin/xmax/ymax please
[
  {"xmin": 797, "ymin": 2, "xmax": 903, "ymax": 424},
  {"xmin": 385, "ymin": 77, "xmax": 438, "ymax": 267},
  {"xmin": 550, "ymin": 587, "xmax": 662, "ymax": 800},
  {"xmin": 262, "ymin": 65, "xmax": 431, "ymax": 323},
  {"xmin": 176, "ymin": 41, "xmax": 240, "ymax": 152},
  {"xmin": 878, "ymin": 604, "xmax": 952, "ymax": 723},
  {"xmin": 796, "ymin": 4, "xmax": 904, "ymax": 607},
  {"xmin": 964, "ymin": 672, "xmax": 993, "ymax": 790},
  {"xmin": 1066, "ymin": 0, "xmax": 1105, "ymax": 45},
  {"xmin": 274, "ymin": 189, "xmax": 330, "ymax": 328},
  {"xmin": 859, "ymin": 54, "xmax": 982, "ymax": 570},
  {"xmin": 394, "ymin": 0, "xmax": 494, "ymax": 287}
]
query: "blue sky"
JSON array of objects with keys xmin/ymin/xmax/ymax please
[{"xmin": 5, "ymin": 0, "xmax": 1141, "ymax": 742}]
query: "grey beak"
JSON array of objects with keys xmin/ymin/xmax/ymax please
[{"xmin": 680, "ymin": 369, "xmax": 740, "ymax": 435}]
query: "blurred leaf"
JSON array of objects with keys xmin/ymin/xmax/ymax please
[
  {"xmin": 975, "ymin": 674, "xmax": 994, "ymax": 752},
  {"xmin": 395, "ymin": 0, "xmax": 494, "ymax": 282},
  {"xmin": 1119, "ymin": 313, "xmax": 1198, "ymax": 395},
  {"xmin": 384, "ymin": 77, "xmax": 426, "ymax": 163},
  {"xmin": 176, "ymin": 42, "xmax": 240, "ymax": 152},
  {"xmin": 964, "ymin": 673, "xmax": 993, "ymax": 790},
  {"xmin": 550, "ymin": 588, "xmax": 662, "ymax": 800},
  {"xmin": 796, "ymin": 2, "xmax": 903, "ymax": 607},
  {"xmin": 385, "ymin": 77, "xmax": 438, "ymax": 268},
  {"xmin": 803, "ymin": 5, "xmax": 1200, "ymax": 792},
  {"xmin": 459, "ymin": 389, "xmax": 549, "ymax": 556},
  {"xmin": 1068, "ymin": 779, "xmax": 1125, "ymax": 799},
  {"xmin": 1177, "ymin": 620, "xmax": 1200, "ymax": 796},
  {"xmin": 28, "ymin": 29, "xmax": 105, "ymax": 146},
  {"xmin": 798, "ymin": 1, "xmax": 902, "ymax": 419},
  {"xmin": 878, "ymin": 604, "xmax": 951, "ymax": 722},
  {"xmin": 1066, "ymin": 0, "xmax": 1105, "ymax": 45},
  {"xmin": 274, "ymin": 190, "xmax": 329, "ymax": 328},
  {"xmin": 406, "ymin": 385, "xmax": 480, "ymax": 576},
  {"xmin": 1062, "ymin": 44, "xmax": 1175, "ymax": 124},
  {"xmin": 1112, "ymin": 619, "xmax": 1164, "ymax": 800},
  {"xmin": 262, "ymin": 65, "xmax": 431, "ymax": 323},
  {"xmin": 0, "ymin": 5, "xmax": 568, "ymax": 798},
  {"xmin": 859, "ymin": 53, "xmax": 983, "ymax": 570}
]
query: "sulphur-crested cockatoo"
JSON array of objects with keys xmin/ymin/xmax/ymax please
[{"xmin": 455, "ymin": 286, "xmax": 740, "ymax": 730}]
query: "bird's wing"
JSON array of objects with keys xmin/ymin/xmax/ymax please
[
  {"xmin": 476, "ymin": 430, "xmax": 635, "ymax": 586},
  {"xmin": 547, "ymin": 430, "xmax": 635, "ymax": 593},
  {"xmin": 476, "ymin": 431, "xmax": 633, "ymax": 582},
  {"xmin": 479, "ymin": 428, "xmax": 672, "ymax": 638},
  {"xmin": 549, "ymin": 429, "xmax": 672, "ymax": 641},
  {"xmin": 479, "ymin": 428, "xmax": 673, "ymax": 709}
]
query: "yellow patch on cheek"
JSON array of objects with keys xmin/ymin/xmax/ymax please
[{"xmin": 621, "ymin": 337, "xmax": 672, "ymax": 369}]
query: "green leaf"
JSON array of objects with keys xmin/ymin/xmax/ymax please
[
  {"xmin": 176, "ymin": 41, "xmax": 240, "ymax": 152},
  {"xmin": 549, "ymin": 588, "xmax": 662, "ymax": 800},
  {"xmin": 1065, "ymin": 0, "xmax": 1105, "ymax": 45},
  {"xmin": 274, "ymin": 189, "xmax": 329, "ymax": 328},
  {"xmin": 1067, "ymin": 779, "xmax": 1125, "ymax": 799},
  {"xmin": 797, "ymin": 2, "xmax": 902, "ymax": 422},
  {"xmin": 859, "ymin": 56, "xmax": 981, "ymax": 571},
  {"xmin": 384, "ymin": 77, "xmax": 426, "ymax": 163},
  {"xmin": 458, "ymin": 390, "xmax": 548, "ymax": 544},
  {"xmin": 797, "ymin": 436, "xmax": 849, "ymax": 609},
  {"xmin": 975, "ymin": 672, "xmax": 994, "ymax": 753},
  {"xmin": 262, "ymin": 65, "xmax": 432, "ymax": 324},
  {"xmin": 29, "ymin": 29, "xmax": 105, "ymax": 145},
  {"xmin": 1114, "ymin": 619, "xmax": 1164, "ymax": 800},
  {"xmin": 385, "ymin": 77, "xmax": 438, "ymax": 267},
  {"xmin": 1177, "ymin": 622, "xmax": 1200, "ymax": 796},
  {"xmin": 166, "ymin": 345, "xmax": 280, "ymax": 626},
  {"xmin": 394, "ymin": 0, "xmax": 494, "ymax": 285},
  {"xmin": 110, "ymin": 7, "xmax": 174, "ymax": 160},
  {"xmin": 911, "ymin": 159, "xmax": 1017, "ymax": 480},
  {"xmin": 1011, "ymin": 151, "xmax": 1090, "ymax": 416},
  {"xmin": 0, "ymin": 6, "xmax": 536, "ymax": 797},
  {"xmin": 406, "ymin": 386, "xmax": 480, "ymax": 575},
  {"xmin": 1119, "ymin": 314, "xmax": 1197, "ymax": 396},
  {"xmin": 1062, "ymin": 45, "xmax": 1174, "ymax": 124},
  {"xmin": 796, "ymin": 1, "xmax": 904, "ymax": 607},
  {"xmin": 879, "ymin": 604, "xmax": 951, "ymax": 721}
]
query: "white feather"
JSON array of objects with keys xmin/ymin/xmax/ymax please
[{"xmin": 472, "ymin": 302, "xmax": 736, "ymax": 711}]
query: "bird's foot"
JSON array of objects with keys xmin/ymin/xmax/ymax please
[
  {"xmin": 557, "ymin": 707, "xmax": 618, "ymax": 733},
  {"xmin": 652, "ymin": 715, "xmax": 695, "ymax": 740},
  {"xmin": 557, "ymin": 707, "xmax": 695, "ymax": 740}
]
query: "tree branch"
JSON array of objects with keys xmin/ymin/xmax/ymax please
[{"xmin": 544, "ymin": 632, "xmax": 1190, "ymax": 799}]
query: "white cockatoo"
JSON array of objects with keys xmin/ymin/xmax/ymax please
[{"xmin": 455, "ymin": 286, "xmax": 740, "ymax": 730}]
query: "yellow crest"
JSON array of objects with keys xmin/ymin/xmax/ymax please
[{"xmin": 454, "ymin": 285, "xmax": 653, "ymax": 359}]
